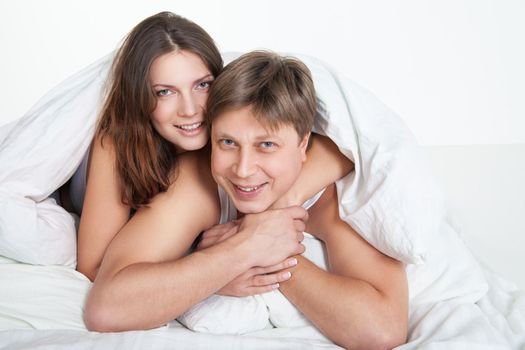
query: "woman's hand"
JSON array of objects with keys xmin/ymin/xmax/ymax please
[{"xmin": 217, "ymin": 258, "xmax": 298, "ymax": 297}]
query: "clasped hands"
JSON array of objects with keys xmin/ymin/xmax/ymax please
[{"xmin": 196, "ymin": 206, "xmax": 308, "ymax": 297}]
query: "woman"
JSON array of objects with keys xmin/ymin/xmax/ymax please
[{"xmin": 75, "ymin": 11, "xmax": 351, "ymax": 288}]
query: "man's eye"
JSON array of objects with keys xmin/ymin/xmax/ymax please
[
  {"xmin": 156, "ymin": 89, "xmax": 172, "ymax": 96},
  {"xmin": 260, "ymin": 141, "xmax": 275, "ymax": 149},
  {"xmin": 221, "ymin": 139, "xmax": 235, "ymax": 146}
]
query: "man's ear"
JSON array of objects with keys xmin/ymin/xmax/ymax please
[{"xmin": 299, "ymin": 133, "xmax": 310, "ymax": 162}]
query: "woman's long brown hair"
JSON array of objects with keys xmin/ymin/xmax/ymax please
[{"xmin": 96, "ymin": 12, "xmax": 222, "ymax": 209}]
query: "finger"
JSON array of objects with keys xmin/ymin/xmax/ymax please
[
  {"xmin": 253, "ymin": 258, "xmax": 298, "ymax": 275},
  {"xmin": 251, "ymin": 270, "xmax": 292, "ymax": 287},
  {"xmin": 297, "ymin": 231, "xmax": 304, "ymax": 243},
  {"xmin": 201, "ymin": 221, "xmax": 237, "ymax": 238},
  {"xmin": 293, "ymin": 219, "xmax": 306, "ymax": 233},
  {"xmin": 230, "ymin": 284, "xmax": 281, "ymax": 297},
  {"xmin": 283, "ymin": 206, "xmax": 309, "ymax": 222},
  {"xmin": 294, "ymin": 243, "xmax": 305, "ymax": 256},
  {"xmin": 197, "ymin": 236, "xmax": 219, "ymax": 250},
  {"xmin": 216, "ymin": 226, "xmax": 239, "ymax": 244}
]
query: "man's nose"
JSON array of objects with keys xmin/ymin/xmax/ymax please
[{"xmin": 232, "ymin": 149, "xmax": 257, "ymax": 178}]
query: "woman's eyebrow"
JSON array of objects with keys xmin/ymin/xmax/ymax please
[{"xmin": 152, "ymin": 74, "xmax": 214, "ymax": 89}]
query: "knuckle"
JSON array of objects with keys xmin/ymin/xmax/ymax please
[{"xmin": 251, "ymin": 275, "xmax": 261, "ymax": 285}]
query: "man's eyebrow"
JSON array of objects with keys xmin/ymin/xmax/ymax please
[
  {"xmin": 152, "ymin": 74, "xmax": 214, "ymax": 88},
  {"xmin": 214, "ymin": 131, "xmax": 281, "ymax": 141}
]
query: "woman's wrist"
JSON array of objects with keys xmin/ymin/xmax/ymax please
[{"xmin": 270, "ymin": 188, "xmax": 303, "ymax": 209}]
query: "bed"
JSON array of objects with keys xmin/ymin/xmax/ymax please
[{"xmin": 1, "ymin": 53, "xmax": 524, "ymax": 349}]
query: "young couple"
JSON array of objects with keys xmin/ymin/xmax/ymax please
[{"xmin": 76, "ymin": 11, "xmax": 407, "ymax": 349}]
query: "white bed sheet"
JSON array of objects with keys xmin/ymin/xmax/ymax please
[
  {"xmin": 0, "ymin": 256, "xmax": 339, "ymax": 349},
  {"xmin": 1, "ymin": 255, "xmax": 524, "ymax": 349}
]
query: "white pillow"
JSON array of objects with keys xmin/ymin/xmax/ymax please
[
  {"xmin": 178, "ymin": 234, "xmax": 326, "ymax": 333},
  {"xmin": 0, "ymin": 257, "xmax": 91, "ymax": 330}
]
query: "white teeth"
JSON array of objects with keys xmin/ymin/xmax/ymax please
[
  {"xmin": 237, "ymin": 185, "xmax": 261, "ymax": 192},
  {"xmin": 177, "ymin": 122, "xmax": 202, "ymax": 130}
]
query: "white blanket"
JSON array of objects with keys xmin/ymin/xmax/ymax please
[
  {"xmin": 1, "ymin": 53, "xmax": 524, "ymax": 349},
  {"xmin": 0, "ymin": 55, "xmax": 110, "ymax": 267}
]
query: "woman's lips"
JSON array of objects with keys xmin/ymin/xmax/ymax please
[{"xmin": 174, "ymin": 121, "xmax": 204, "ymax": 135}]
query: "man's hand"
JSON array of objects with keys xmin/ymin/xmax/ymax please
[
  {"xmin": 196, "ymin": 206, "xmax": 307, "ymax": 296},
  {"xmin": 238, "ymin": 206, "xmax": 307, "ymax": 268},
  {"xmin": 197, "ymin": 221, "xmax": 240, "ymax": 250}
]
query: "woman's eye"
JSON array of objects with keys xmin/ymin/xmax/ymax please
[
  {"xmin": 156, "ymin": 89, "xmax": 172, "ymax": 97},
  {"xmin": 197, "ymin": 81, "xmax": 212, "ymax": 90}
]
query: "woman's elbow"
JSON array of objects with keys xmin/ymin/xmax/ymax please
[
  {"xmin": 84, "ymin": 296, "xmax": 114, "ymax": 332},
  {"xmin": 373, "ymin": 329, "xmax": 407, "ymax": 350},
  {"xmin": 338, "ymin": 331, "xmax": 406, "ymax": 350},
  {"xmin": 83, "ymin": 289, "xmax": 129, "ymax": 332},
  {"xmin": 336, "ymin": 319, "xmax": 407, "ymax": 350},
  {"xmin": 367, "ymin": 323, "xmax": 407, "ymax": 350}
]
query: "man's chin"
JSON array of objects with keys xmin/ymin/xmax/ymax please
[{"xmin": 234, "ymin": 201, "xmax": 271, "ymax": 215}]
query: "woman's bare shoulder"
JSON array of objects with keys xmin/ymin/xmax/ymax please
[{"xmin": 163, "ymin": 149, "xmax": 220, "ymax": 227}]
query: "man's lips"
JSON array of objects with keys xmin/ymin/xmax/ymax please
[
  {"xmin": 234, "ymin": 183, "xmax": 267, "ymax": 192},
  {"xmin": 231, "ymin": 182, "xmax": 269, "ymax": 200}
]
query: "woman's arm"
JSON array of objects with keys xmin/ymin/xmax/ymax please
[
  {"xmin": 272, "ymin": 133, "xmax": 353, "ymax": 208},
  {"xmin": 84, "ymin": 150, "xmax": 307, "ymax": 332},
  {"xmin": 279, "ymin": 184, "xmax": 408, "ymax": 350},
  {"xmin": 77, "ymin": 136, "xmax": 130, "ymax": 281}
]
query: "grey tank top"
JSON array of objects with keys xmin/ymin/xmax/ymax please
[{"xmin": 69, "ymin": 148, "xmax": 89, "ymax": 214}]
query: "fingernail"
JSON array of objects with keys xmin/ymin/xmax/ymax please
[
  {"xmin": 289, "ymin": 258, "xmax": 298, "ymax": 267},
  {"xmin": 272, "ymin": 283, "xmax": 280, "ymax": 290},
  {"xmin": 282, "ymin": 271, "xmax": 292, "ymax": 280}
]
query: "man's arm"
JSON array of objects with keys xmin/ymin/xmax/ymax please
[
  {"xmin": 84, "ymin": 150, "xmax": 307, "ymax": 332},
  {"xmin": 279, "ymin": 184, "xmax": 408, "ymax": 350}
]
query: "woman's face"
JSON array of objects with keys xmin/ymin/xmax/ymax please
[{"xmin": 149, "ymin": 50, "xmax": 214, "ymax": 153}]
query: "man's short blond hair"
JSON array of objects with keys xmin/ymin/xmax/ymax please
[{"xmin": 206, "ymin": 51, "xmax": 316, "ymax": 141}]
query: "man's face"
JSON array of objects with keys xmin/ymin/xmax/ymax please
[{"xmin": 211, "ymin": 106, "xmax": 309, "ymax": 214}]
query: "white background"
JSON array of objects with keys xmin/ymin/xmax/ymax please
[
  {"xmin": 1, "ymin": 1, "xmax": 524, "ymax": 287},
  {"xmin": 1, "ymin": 0, "xmax": 524, "ymax": 145}
]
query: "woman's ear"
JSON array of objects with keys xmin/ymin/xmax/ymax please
[{"xmin": 299, "ymin": 133, "xmax": 311, "ymax": 162}]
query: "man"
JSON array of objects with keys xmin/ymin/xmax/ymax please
[{"xmin": 195, "ymin": 51, "xmax": 408, "ymax": 349}]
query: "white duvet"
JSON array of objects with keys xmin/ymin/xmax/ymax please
[{"xmin": 1, "ymin": 53, "xmax": 524, "ymax": 349}]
